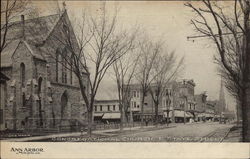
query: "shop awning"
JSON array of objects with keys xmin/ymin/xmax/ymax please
[
  {"xmin": 164, "ymin": 110, "xmax": 194, "ymax": 118},
  {"xmin": 102, "ymin": 113, "xmax": 121, "ymax": 119},
  {"xmin": 205, "ymin": 113, "xmax": 214, "ymax": 118},
  {"xmin": 185, "ymin": 112, "xmax": 193, "ymax": 117},
  {"xmin": 94, "ymin": 113, "xmax": 104, "ymax": 117}
]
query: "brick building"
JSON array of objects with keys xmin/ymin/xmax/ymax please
[
  {"xmin": 128, "ymin": 83, "xmax": 174, "ymax": 122},
  {"xmin": 194, "ymin": 93, "xmax": 207, "ymax": 121},
  {"xmin": 127, "ymin": 79, "xmax": 196, "ymax": 123},
  {"xmin": 0, "ymin": 11, "xmax": 88, "ymax": 131},
  {"xmin": 93, "ymin": 100, "xmax": 121, "ymax": 123}
]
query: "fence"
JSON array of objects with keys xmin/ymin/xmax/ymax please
[{"xmin": 1, "ymin": 118, "xmax": 154, "ymax": 135}]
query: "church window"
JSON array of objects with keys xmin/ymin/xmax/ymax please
[{"xmin": 20, "ymin": 63, "xmax": 25, "ymax": 87}]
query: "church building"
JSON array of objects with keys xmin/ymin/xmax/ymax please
[{"xmin": 0, "ymin": 10, "xmax": 88, "ymax": 131}]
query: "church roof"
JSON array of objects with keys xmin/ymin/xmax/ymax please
[
  {"xmin": 2, "ymin": 13, "xmax": 61, "ymax": 44},
  {"xmin": 1, "ymin": 40, "xmax": 45, "ymax": 68},
  {"xmin": 1, "ymin": 13, "xmax": 64, "ymax": 68}
]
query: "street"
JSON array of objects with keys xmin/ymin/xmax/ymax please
[
  {"xmin": 104, "ymin": 122, "xmax": 234, "ymax": 142},
  {"xmin": 1, "ymin": 122, "xmax": 235, "ymax": 142}
]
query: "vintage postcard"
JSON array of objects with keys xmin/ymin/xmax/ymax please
[{"xmin": 1, "ymin": 0, "xmax": 250, "ymax": 158}]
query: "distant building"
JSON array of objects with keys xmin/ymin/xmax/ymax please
[
  {"xmin": 128, "ymin": 82, "xmax": 175, "ymax": 122},
  {"xmin": 93, "ymin": 100, "xmax": 120, "ymax": 123},
  {"xmin": 172, "ymin": 79, "xmax": 196, "ymax": 123},
  {"xmin": 205, "ymin": 101, "xmax": 216, "ymax": 120},
  {"xmin": 194, "ymin": 93, "xmax": 207, "ymax": 121},
  {"xmin": 127, "ymin": 79, "xmax": 196, "ymax": 123},
  {"xmin": 0, "ymin": 11, "xmax": 89, "ymax": 131}
]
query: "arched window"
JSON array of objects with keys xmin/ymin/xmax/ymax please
[
  {"xmin": 22, "ymin": 93, "xmax": 26, "ymax": 107},
  {"xmin": 20, "ymin": 63, "xmax": 25, "ymax": 87},
  {"xmin": 38, "ymin": 77, "xmax": 42, "ymax": 95}
]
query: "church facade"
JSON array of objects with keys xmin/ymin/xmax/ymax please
[{"xmin": 0, "ymin": 11, "xmax": 88, "ymax": 131}]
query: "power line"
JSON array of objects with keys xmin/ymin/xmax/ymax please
[{"xmin": 187, "ymin": 32, "xmax": 243, "ymax": 41}]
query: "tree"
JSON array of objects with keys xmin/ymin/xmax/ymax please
[
  {"xmin": 112, "ymin": 38, "xmax": 139, "ymax": 130},
  {"xmin": 135, "ymin": 37, "xmax": 162, "ymax": 126},
  {"xmin": 43, "ymin": 4, "xmax": 135, "ymax": 136},
  {"xmin": 185, "ymin": 0, "xmax": 250, "ymax": 141},
  {"xmin": 149, "ymin": 51, "xmax": 184, "ymax": 125},
  {"xmin": 1, "ymin": 0, "xmax": 29, "ymax": 53}
]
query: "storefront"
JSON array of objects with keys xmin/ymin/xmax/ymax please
[
  {"xmin": 102, "ymin": 112, "xmax": 121, "ymax": 123},
  {"xmin": 164, "ymin": 110, "xmax": 193, "ymax": 123}
]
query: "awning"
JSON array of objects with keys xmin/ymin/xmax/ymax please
[
  {"xmin": 186, "ymin": 112, "xmax": 193, "ymax": 117},
  {"xmin": 94, "ymin": 113, "xmax": 104, "ymax": 117},
  {"xmin": 166, "ymin": 110, "xmax": 193, "ymax": 118},
  {"xmin": 205, "ymin": 113, "xmax": 214, "ymax": 118},
  {"xmin": 102, "ymin": 113, "xmax": 121, "ymax": 119},
  {"xmin": 174, "ymin": 110, "xmax": 184, "ymax": 118}
]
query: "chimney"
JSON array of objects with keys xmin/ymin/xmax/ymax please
[{"xmin": 21, "ymin": 15, "xmax": 25, "ymax": 40}]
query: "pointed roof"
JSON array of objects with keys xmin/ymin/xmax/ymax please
[
  {"xmin": 2, "ymin": 13, "xmax": 61, "ymax": 44},
  {"xmin": 1, "ymin": 12, "xmax": 65, "ymax": 68},
  {"xmin": 1, "ymin": 40, "xmax": 45, "ymax": 68}
]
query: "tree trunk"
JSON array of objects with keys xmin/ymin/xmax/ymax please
[
  {"xmin": 236, "ymin": 99, "xmax": 241, "ymax": 126},
  {"xmin": 166, "ymin": 110, "xmax": 169, "ymax": 126},
  {"xmin": 87, "ymin": 110, "xmax": 93, "ymax": 137},
  {"xmin": 241, "ymin": 88, "xmax": 250, "ymax": 142},
  {"xmin": 155, "ymin": 102, "xmax": 159, "ymax": 124},
  {"xmin": 141, "ymin": 94, "xmax": 145, "ymax": 127},
  {"xmin": 120, "ymin": 103, "xmax": 124, "ymax": 131}
]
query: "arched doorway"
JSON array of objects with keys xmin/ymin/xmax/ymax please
[{"xmin": 61, "ymin": 91, "xmax": 68, "ymax": 120}]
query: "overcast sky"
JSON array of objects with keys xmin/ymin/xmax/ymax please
[{"xmin": 32, "ymin": 1, "xmax": 235, "ymax": 111}]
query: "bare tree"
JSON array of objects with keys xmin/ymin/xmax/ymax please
[
  {"xmin": 185, "ymin": 0, "xmax": 250, "ymax": 141},
  {"xmin": 0, "ymin": 0, "xmax": 30, "ymax": 53},
  {"xmin": 112, "ymin": 38, "xmax": 139, "ymax": 130},
  {"xmin": 135, "ymin": 38, "xmax": 162, "ymax": 126},
  {"xmin": 43, "ymin": 4, "xmax": 135, "ymax": 136},
  {"xmin": 149, "ymin": 51, "xmax": 184, "ymax": 125}
]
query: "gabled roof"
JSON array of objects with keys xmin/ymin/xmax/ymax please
[
  {"xmin": 2, "ymin": 13, "xmax": 61, "ymax": 44},
  {"xmin": 1, "ymin": 12, "xmax": 64, "ymax": 68},
  {"xmin": 1, "ymin": 40, "xmax": 20, "ymax": 67},
  {"xmin": 1, "ymin": 40, "xmax": 45, "ymax": 68}
]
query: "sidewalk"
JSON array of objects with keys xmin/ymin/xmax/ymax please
[
  {"xmin": 1, "ymin": 125, "xmax": 156, "ymax": 142},
  {"xmin": 222, "ymin": 125, "xmax": 242, "ymax": 142},
  {"xmin": 1, "ymin": 122, "xmax": 208, "ymax": 142}
]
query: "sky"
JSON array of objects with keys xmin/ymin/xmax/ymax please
[{"xmin": 31, "ymin": 1, "xmax": 235, "ymax": 111}]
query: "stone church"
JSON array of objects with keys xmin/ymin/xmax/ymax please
[{"xmin": 0, "ymin": 10, "xmax": 88, "ymax": 131}]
